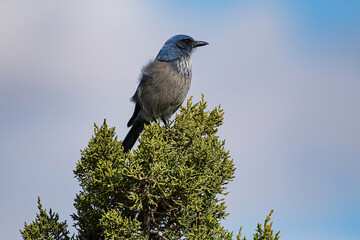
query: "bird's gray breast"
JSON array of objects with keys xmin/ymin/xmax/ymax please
[{"xmin": 137, "ymin": 59, "xmax": 192, "ymax": 121}]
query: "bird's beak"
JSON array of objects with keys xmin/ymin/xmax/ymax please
[{"xmin": 193, "ymin": 40, "xmax": 209, "ymax": 48}]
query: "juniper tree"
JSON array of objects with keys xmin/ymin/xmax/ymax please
[
  {"xmin": 20, "ymin": 197, "xmax": 72, "ymax": 240},
  {"xmin": 21, "ymin": 96, "xmax": 280, "ymax": 239},
  {"xmin": 237, "ymin": 210, "xmax": 280, "ymax": 240},
  {"xmin": 72, "ymin": 96, "xmax": 235, "ymax": 239}
]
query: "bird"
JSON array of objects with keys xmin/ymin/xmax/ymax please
[{"xmin": 122, "ymin": 34, "xmax": 208, "ymax": 152}]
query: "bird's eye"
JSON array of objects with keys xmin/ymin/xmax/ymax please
[
  {"xmin": 184, "ymin": 39, "xmax": 192, "ymax": 45},
  {"xmin": 177, "ymin": 39, "xmax": 192, "ymax": 49}
]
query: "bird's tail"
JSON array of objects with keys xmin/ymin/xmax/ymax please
[{"xmin": 122, "ymin": 123, "xmax": 144, "ymax": 152}]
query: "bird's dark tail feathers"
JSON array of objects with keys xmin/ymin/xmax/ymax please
[{"xmin": 122, "ymin": 123, "xmax": 144, "ymax": 152}]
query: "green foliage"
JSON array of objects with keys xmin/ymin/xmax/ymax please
[
  {"xmin": 237, "ymin": 210, "xmax": 280, "ymax": 240},
  {"xmin": 20, "ymin": 96, "xmax": 280, "ymax": 239},
  {"xmin": 20, "ymin": 197, "xmax": 72, "ymax": 240},
  {"xmin": 99, "ymin": 209, "xmax": 145, "ymax": 240},
  {"xmin": 253, "ymin": 210, "xmax": 280, "ymax": 240},
  {"xmin": 72, "ymin": 96, "xmax": 236, "ymax": 239}
]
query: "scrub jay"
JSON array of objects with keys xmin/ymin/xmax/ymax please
[{"xmin": 123, "ymin": 34, "xmax": 208, "ymax": 152}]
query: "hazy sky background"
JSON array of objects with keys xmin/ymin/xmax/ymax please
[{"xmin": 1, "ymin": 1, "xmax": 359, "ymax": 239}]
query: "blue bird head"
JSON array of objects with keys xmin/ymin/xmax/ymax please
[{"xmin": 155, "ymin": 34, "xmax": 208, "ymax": 62}]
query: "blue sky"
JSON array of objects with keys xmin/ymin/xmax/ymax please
[{"xmin": 1, "ymin": 1, "xmax": 359, "ymax": 239}]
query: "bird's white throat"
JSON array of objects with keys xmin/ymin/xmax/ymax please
[{"xmin": 176, "ymin": 57, "xmax": 192, "ymax": 77}]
